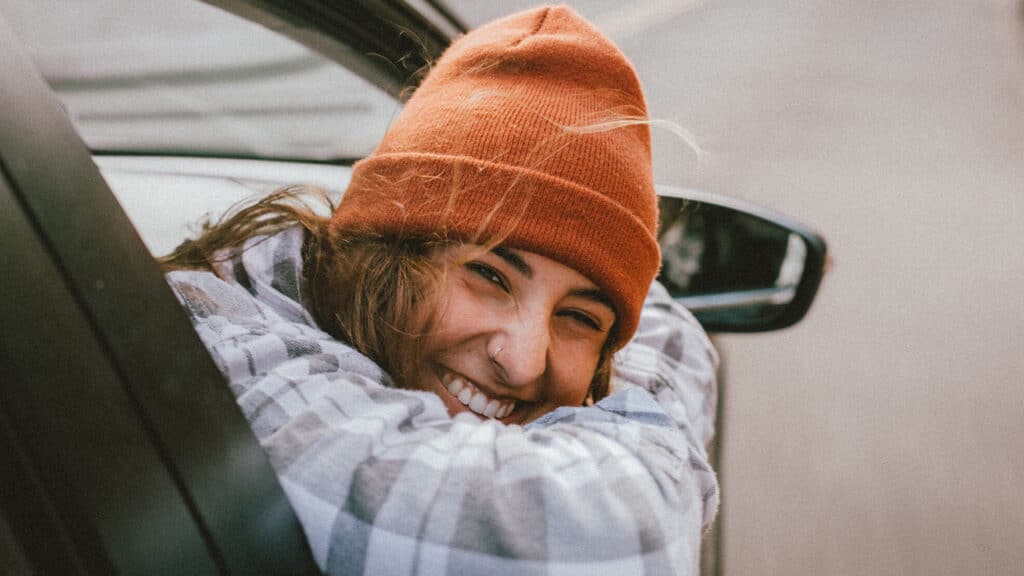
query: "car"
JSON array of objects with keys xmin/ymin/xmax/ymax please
[{"xmin": 0, "ymin": 1, "xmax": 826, "ymax": 574}]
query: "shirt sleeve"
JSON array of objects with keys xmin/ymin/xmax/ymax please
[
  {"xmin": 168, "ymin": 270, "xmax": 719, "ymax": 576},
  {"xmin": 611, "ymin": 280, "xmax": 720, "ymax": 461}
]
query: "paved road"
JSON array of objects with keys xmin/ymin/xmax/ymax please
[{"xmin": 458, "ymin": 2, "xmax": 1024, "ymax": 574}]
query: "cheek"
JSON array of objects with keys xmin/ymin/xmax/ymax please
[
  {"xmin": 418, "ymin": 277, "xmax": 488, "ymax": 348},
  {"xmin": 547, "ymin": 344, "xmax": 601, "ymax": 404}
]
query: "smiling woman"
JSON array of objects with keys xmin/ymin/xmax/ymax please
[{"xmin": 160, "ymin": 4, "xmax": 720, "ymax": 575}]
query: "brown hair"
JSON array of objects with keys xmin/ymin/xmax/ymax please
[{"xmin": 161, "ymin": 186, "xmax": 614, "ymax": 401}]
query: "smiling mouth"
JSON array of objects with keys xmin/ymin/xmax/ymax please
[{"xmin": 442, "ymin": 372, "xmax": 516, "ymax": 419}]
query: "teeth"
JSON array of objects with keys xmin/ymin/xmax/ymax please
[
  {"xmin": 469, "ymin": 394, "xmax": 487, "ymax": 414},
  {"xmin": 443, "ymin": 373, "xmax": 515, "ymax": 419}
]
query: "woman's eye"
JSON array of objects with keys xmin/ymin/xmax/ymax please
[
  {"xmin": 467, "ymin": 262, "xmax": 508, "ymax": 291},
  {"xmin": 562, "ymin": 310, "xmax": 603, "ymax": 331}
]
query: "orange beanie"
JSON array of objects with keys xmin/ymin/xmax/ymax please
[{"xmin": 331, "ymin": 5, "xmax": 660, "ymax": 349}]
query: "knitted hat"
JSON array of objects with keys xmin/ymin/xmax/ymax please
[{"xmin": 331, "ymin": 5, "xmax": 660, "ymax": 349}]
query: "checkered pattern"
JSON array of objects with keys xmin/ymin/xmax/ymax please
[{"xmin": 167, "ymin": 227, "xmax": 719, "ymax": 575}]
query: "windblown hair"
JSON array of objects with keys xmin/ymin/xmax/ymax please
[{"xmin": 160, "ymin": 186, "xmax": 614, "ymax": 401}]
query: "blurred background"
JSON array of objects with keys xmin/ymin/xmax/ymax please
[{"xmin": 455, "ymin": 1, "xmax": 1024, "ymax": 574}]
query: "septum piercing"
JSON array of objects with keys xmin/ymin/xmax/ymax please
[{"xmin": 490, "ymin": 345, "xmax": 503, "ymax": 363}]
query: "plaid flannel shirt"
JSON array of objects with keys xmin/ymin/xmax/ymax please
[{"xmin": 167, "ymin": 226, "xmax": 719, "ymax": 575}]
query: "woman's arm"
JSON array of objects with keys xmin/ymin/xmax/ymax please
[
  {"xmin": 168, "ymin": 270, "xmax": 718, "ymax": 575},
  {"xmin": 612, "ymin": 280, "xmax": 720, "ymax": 460},
  {"xmin": 529, "ymin": 279, "xmax": 720, "ymax": 528}
]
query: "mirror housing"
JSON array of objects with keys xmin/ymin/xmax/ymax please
[{"xmin": 656, "ymin": 186, "xmax": 828, "ymax": 333}]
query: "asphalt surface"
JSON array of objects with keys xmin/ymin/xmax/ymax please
[{"xmin": 456, "ymin": 2, "xmax": 1024, "ymax": 574}]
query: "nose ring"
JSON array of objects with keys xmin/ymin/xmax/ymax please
[{"xmin": 490, "ymin": 345, "xmax": 503, "ymax": 364}]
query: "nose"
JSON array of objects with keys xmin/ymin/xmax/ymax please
[{"xmin": 491, "ymin": 311, "xmax": 549, "ymax": 388}]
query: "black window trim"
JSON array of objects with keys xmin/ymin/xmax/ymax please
[{"xmin": 204, "ymin": 0, "xmax": 460, "ymax": 100}]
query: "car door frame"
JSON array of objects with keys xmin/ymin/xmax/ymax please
[{"xmin": 0, "ymin": 6, "xmax": 321, "ymax": 575}]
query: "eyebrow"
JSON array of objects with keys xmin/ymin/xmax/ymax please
[
  {"xmin": 491, "ymin": 246, "xmax": 532, "ymax": 278},
  {"xmin": 569, "ymin": 288, "xmax": 616, "ymax": 316},
  {"xmin": 492, "ymin": 247, "xmax": 616, "ymax": 316}
]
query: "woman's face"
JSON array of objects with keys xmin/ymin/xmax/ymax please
[{"xmin": 412, "ymin": 244, "xmax": 615, "ymax": 424}]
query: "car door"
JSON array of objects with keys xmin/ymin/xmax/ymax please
[{"xmin": 0, "ymin": 7, "xmax": 319, "ymax": 575}]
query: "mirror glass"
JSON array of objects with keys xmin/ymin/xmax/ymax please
[{"xmin": 656, "ymin": 190, "xmax": 825, "ymax": 332}]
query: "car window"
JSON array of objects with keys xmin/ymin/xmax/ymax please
[
  {"xmin": 0, "ymin": 0, "xmax": 400, "ymax": 162},
  {"xmin": 1, "ymin": 0, "xmax": 389, "ymax": 255}
]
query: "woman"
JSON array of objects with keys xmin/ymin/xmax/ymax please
[{"xmin": 166, "ymin": 5, "xmax": 718, "ymax": 574}]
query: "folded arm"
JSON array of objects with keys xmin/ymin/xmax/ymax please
[{"xmin": 168, "ymin": 270, "xmax": 719, "ymax": 575}]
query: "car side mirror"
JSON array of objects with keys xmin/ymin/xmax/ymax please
[{"xmin": 656, "ymin": 186, "xmax": 828, "ymax": 333}]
